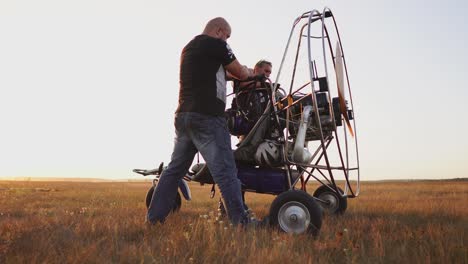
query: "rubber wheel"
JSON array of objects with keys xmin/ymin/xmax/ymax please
[
  {"xmin": 145, "ymin": 186, "xmax": 182, "ymax": 212},
  {"xmin": 313, "ymin": 185, "xmax": 347, "ymax": 215},
  {"xmin": 269, "ymin": 190, "xmax": 322, "ymax": 236}
]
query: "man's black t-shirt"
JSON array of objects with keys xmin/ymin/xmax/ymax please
[{"xmin": 176, "ymin": 35, "xmax": 237, "ymax": 116}]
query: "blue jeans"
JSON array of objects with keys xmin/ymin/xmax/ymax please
[{"xmin": 147, "ymin": 112, "xmax": 248, "ymax": 225}]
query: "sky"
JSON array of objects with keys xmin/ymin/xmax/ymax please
[{"xmin": 1, "ymin": 0, "xmax": 467, "ymax": 180}]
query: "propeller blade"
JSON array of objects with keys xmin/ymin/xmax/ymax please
[{"xmin": 335, "ymin": 41, "xmax": 354, "ymax": 137}]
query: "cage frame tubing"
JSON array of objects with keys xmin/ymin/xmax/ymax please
[
  {"xmin": 278, "ymin": 10, "xmax": 339, "ymax": 193},
  {"xmin": 274, "ymin": 12, "xmax": 325, "ymax": 192},
  {"xmin": 290, "ymin": 137, "xmax": 334, "ymax": 188},
  {"xmin": 282, "ymin": 10, "xmax": 326, "ymax": 167},
  {"xmin": 306, "ymin": 9, "xmax": 339, "ymax": 192},
  {"xmin": 301, "ymin": 7, "xmax": 360, "ymax": 198},
  {"xmin": 302, "ymin": 139, "xmax": 333, "ymax": 186},
  {"xmin": 321, "ymin": 18, "xmax": 353, "ymax": 196},
  {"xmin": 275, "ymin": 12, "xmax": 311, "ymax": 191},
  {"xmin": 288, "ymin": 23, "xmax": 309, "ymax": 96},
  {"xmin": 324, "ymin": 7, "xmax": 360, "ymax": 196},
  {"xmin": 272, "ymin": 8, "xmax": 359, "ymax": 196},
  {"xmin": 297, "ymin": 166, "xmax": 332, "ymax": 191}
]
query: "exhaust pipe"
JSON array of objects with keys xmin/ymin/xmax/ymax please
[{"xmin": 292, "ymin": 105, "xmax": 313, "ymax": 164}]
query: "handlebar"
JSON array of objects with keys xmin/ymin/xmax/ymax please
[
  {"xmin": 133, "ymin": 168, "xmax": 158, "ymax": 176},
  {"xmin": 133, "ymin": 162, "xmax": 164, "ymax": 176}
]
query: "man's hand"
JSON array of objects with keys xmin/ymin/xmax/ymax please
[
  {"xmin": 253, "ymin": 73, "xmax": 266, "ymax": 82},
  {"xmin": 242, "ymin": 73, "xmax": 266, "ymax": 82}
]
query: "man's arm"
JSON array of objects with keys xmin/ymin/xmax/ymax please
[{"xmin": 225, "ymin": 59, "xmax": 253, "ymax": 80}]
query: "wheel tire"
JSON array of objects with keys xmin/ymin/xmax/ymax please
[
  {"xmin": 145, "ymin": 186, "xmax": 182, "ymax": 212},
  {"xmin": 313, "ymin": 185, "xmax": 347, "ymax": 215},
  {"xmin": 269, "ymin": 190, "xmax": 322, "ymax": 236}
]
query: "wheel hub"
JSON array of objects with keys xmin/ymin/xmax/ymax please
[
  {"xmin": 290, "ymin": 214, "xmax": 298, "ymax": 222},
  {"xmin": 278, "ymin": 201, "xmax": 310, "ymax": 234},
  {"xmin": 319, "ymin": 193, "xmax": 339, "ymax": 212}
]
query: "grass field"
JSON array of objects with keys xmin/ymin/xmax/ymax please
[{"xmin": 0, "ymin": 180, "xmax": 466, "ymax": 263}]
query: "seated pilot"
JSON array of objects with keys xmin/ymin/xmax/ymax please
[{"xmin": 228, "ymin": 60, "xmax": 273, "ymax": 139}]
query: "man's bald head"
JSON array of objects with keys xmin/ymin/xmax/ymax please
[{"xmin": 203, "ymin": 17, "xmax": 231, "ymax": 41}]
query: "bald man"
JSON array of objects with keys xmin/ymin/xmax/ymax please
[{"xmin": 147, "ymin": 17, "xmax": 254, "ymax": 225}]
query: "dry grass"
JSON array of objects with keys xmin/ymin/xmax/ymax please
[{"xmin": 0, "ymin": 180, "xmax": 467, "ymax": 263}]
